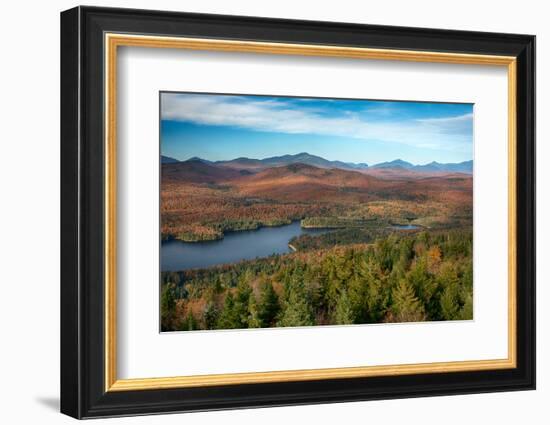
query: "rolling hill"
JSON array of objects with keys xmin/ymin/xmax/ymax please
[
  {"xmin": 160, "ymin": 158, "xmax": 473, "ymax": 245},
  {"xmin": 161, "ymin": 155, "xmax": 180, "ymax": 164},
  {"xmin": 162, "ymin": 160, "xmax": 472, "ymax": 204},
  {"xmin": 217, "ymin": 152, "xmax": 369, "ymax": 172},
  {"xmin": 162, "ymin": 159, "xmax": 244, "ymax": 183},
  {"xmin": 227, "ymin": 163, "xmax": 383, "ymax": 201}
]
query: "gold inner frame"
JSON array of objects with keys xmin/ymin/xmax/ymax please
[{"xmin": 104, "ymin": 33, "xmax": 517, "ymax": 392}]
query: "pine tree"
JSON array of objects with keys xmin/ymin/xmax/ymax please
[
  {"xmin": 440, "ymin": 285, "xmax": 460, "ymax": 320},
  {"xmin": 347, "ymin": 274, "xmax": 368, "ymax": 323},
  {"xmin": 233, "ymin": 278, "xmax": 252, "ymax": 328},
  {"xmin": 347, "ymin": 256, "xmax": 388, "ymax": 323},
  {"xmin": 392, "ymin": 239, "xmax": 414, "ymax": 278},
  {"xmin": 460, "ymin": 259, "xmax": 473, "ymax": 294},
  {"xmin": 324, "ymin": 256, "xmax": 344, "ymax": 310},
  {"xmin": 457, "ymin": 292, "xmax": 473, "ymax": 320},
  {"xmin": 179, "ymin": 311, "xmax": 199, "ymax": 331},
  {"xmin": 278, "ymin": 281, "xmax": 314, "ymax": 327},
  {"xmin": 389, "ymin": 279, "xmax": 426, "ymax": 323},
  {"xmin": 247, "ymin": 295, "xmax": 262, "ymax": 328},
  {"xmin": 256, "ymin": 281, "xmax": 280, "ymax": 327},
  {"xmin": 203, "ymin": 302, "xmax": 219, "ymax": 330},
  {"xmin": 438, "ymin": 262, "xmax": 461, "ymax": 320},
  {"xmin": 217, "ymin": 293, "xmax": 240, "ymax": 329},
  {"xmin": 408, "ymin": 256, "xmax": 438, "ymax": 317},
  {"xmin": 334, "ymin": 289, "xmax": 354, "ymax": 325},
  {"xmin": 160, "ymin": 284, "xmax": 176, "ymax": 331}
]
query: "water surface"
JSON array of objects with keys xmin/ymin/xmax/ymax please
[
  {"xmin": 161, "ymin": 221, "xmax": 330, "ymax": 271},
  {"xmin": 391, "ymin": 224, "xmax": 419, "ymax": 230}
]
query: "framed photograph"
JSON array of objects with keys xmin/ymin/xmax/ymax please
[{"xmin": 60, "ymin": 6, "xmax": 535, "ymax": 419}]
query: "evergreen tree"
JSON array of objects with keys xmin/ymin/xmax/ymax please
[
  {"xmin": 203, "ymin": 302, "xmax": 219, "ymax": 330},
  {"xmin": 334, "ymin": 289, "xmax": 354, "ymax": 324},
  {"xmin": 256, "ymin": 281, "xmax": 280, "ymax": 327},
  {"xmin": 407, "ymin": 257, "xmax": 438, "ymax": 318},
  {"xmin": 162, "ymin": 228, "xmax": 473, "ymax": 330},
  {"xmin": 324, "ymin": 256, "xmax": 345, "ymax": 310},
  {"xmin": 392, "ymin": 238, "xmax": 414, "ymax": 278},
  {"xmin": 247, "ymin": 295, "xmax": 262, "ymax": 328},
  {"xmin": 354, "ymin": 257, "xmax": 388, "ymax": 322},
  {"xmin": 217, "ymin": 293, "xmax": 240, "ymax": 329},
  {"xmin": 160, "ymin": 284, "xmax": 176, "ymax": 331},
  {"xmin": 440, "ymin": 284, "xmax": 460, "ymax": 320},
  {"xmin": 438, "ymin": 262, "xmax": 461, "ymax": 320},
  {"xmin": 457, "ymin": 292, "xmax": 473, "ymax": 320},
  {"xmin": 278, "ymin": 281, "xmax": 314, "ymax": 327},
  {"xmin": 179, "ymin": 311, "xmax": 199, "ymax": 331},
  {"xmin": 347, "ymin": 274, "xmax": 368, "ymax": 323},
  {"xmin": 389, "ymin": 279, "xmax": 425, "ymax": 323},
  {"xmin": 375, "ymin": 237, "xmax": 395, "ymax": 271},
  {"xmin": 460, "ymin": 259, "xmax": 473, "ymax": 294},
  {"xmin": 233, "ymin": 278, "xmax": 252, "ymax": 328}
]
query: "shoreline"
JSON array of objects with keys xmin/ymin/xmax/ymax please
[{"xmin": 165, "ymin": 219, "xmax": 301, "ymax": 243}]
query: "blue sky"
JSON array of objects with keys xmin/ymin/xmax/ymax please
[{"xmin": 160, "ymin": 92, "xmax": 473, "ymax": 165}]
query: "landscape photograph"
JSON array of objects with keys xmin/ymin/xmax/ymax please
[{"xmin": 160, "ymin": 92, "xmax": 474, "ymax": 332}]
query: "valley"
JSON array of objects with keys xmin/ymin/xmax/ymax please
[
  {"xmin": 161, "ymin": 154, "xmax": 473, "ymax": 243},
  {"xmin": 160, "ymin": 153, "xmax": 473, "ymax": 331}
]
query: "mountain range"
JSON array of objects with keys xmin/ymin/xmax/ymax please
[
  {"xmin": 161, "ymin": 152, "xmax": 472, "ymax": 174},
  {"xmin": 162, "ymin": 159, "xmax": 473, "ymax": 207},
  {"xmin": 370, "ymin": 158, "xmax": 473, "ymax": 173}
]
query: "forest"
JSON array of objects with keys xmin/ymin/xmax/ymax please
[
  {"xmin": 161, "ymin": 160, "xmax": 472, "ymax": 243},
  {"xmin": 161, "ymin": 229, "xmax": 473, "ymax": 331},
  {"xmin": 160, "ymin": 157, "xmax": 473, "ymax": 331}
]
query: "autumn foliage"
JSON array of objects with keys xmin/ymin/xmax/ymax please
[
  {"xmin": 161, "ymin": 230, "xmax": 473, "ymax": 331},
  {"xmin": 160, "ymin": 160, "xmax": 473, "ymax": 331}
]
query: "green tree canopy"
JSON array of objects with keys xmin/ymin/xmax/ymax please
[{"xmin": 390, "ymin": 279, "xmax": 425, "ymax": 323}]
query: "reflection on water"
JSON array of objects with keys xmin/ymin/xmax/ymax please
[
  {"xmin": 161, "ymin": 221, "xmax": 330, "ymax": 272},
  {"xmin": 391, "ymin": 224, "xmax": 419, "ymax": 230}
]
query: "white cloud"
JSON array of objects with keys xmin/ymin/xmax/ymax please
[
  {"xmin": 161, "ymin": 94, "xmax": 472, "ymax": 152},
  {"xmin": 416, "ymin": 113, "xmax": 474, "ymax": 135}
]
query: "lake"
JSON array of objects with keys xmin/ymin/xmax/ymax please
[
  {"xmin": 161, "ymin": 221, "xmax": 331, "ymax": 271},
  {"xmin": 391, "ymin": 224, "xmax": 419, "ymax": 230}
]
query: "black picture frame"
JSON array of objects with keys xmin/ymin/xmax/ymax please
[{"xmin": 61, "ymin": 5, "xmax": 535, "ymax": 419}]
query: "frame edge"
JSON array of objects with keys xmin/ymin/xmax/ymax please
[{"xmin": 60, "ymin": 6, "xmax": 83, "ymax": 420}]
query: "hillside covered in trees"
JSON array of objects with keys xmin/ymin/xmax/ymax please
[
  {"xmin": 160, "ymin": 154, "xmax": 473, "ymax": 331},
  {"xmin": 161, "ymin": 160, "xmax": 472, "ymax": 242},
  {"xmin": 161, "ymin": 229, "xmax": 473, "ymax": 331}
]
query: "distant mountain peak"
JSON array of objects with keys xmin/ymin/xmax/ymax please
[
  {"xmin": 393, "ymin": 159, "xmax": 413, "ymax": 165},
  {"xmin": 224, "ymin": 157, "xmax": 262, "ymax": 164},
  {"xmin": 294, "ymin": 152, "xmax": 319, "ymax": 159},
  {"xmin": 185, "ymin": 156, "xmax": 213, "ymax": 164},
  {"xmin": 413, "ymin": 159, "xmax": 472, "ymax": 173},
  {"xmin": 372, "ymin": 159, "xmax": 414, "ymax": 169},
  {"xmin": 161, "ymin": 155, "xmax": 179, "ymax": 164}
]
